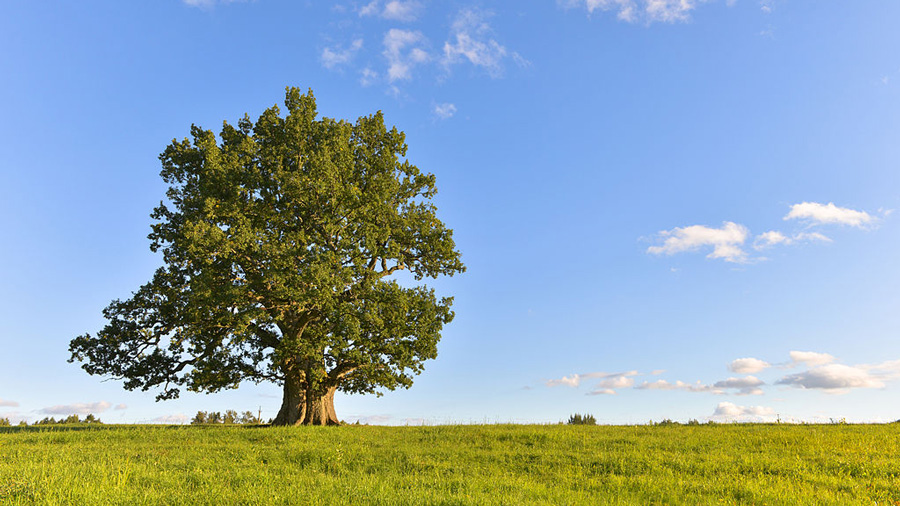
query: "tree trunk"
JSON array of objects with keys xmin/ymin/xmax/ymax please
[
  {"xmin": 272, "ymin": 374, "xmax": 306, "ymax": 426},
  {"xmin": 304, "ymin": 386, "xmax": 339, "ymax": 426},
  {"xmin": 272, "ymin": 378, "xmax": 339, "ymax": 426}
]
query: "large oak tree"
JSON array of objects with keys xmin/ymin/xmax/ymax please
[{"xmin": 69, "ymin": 87, "xmax": 464, "ymax": 425}]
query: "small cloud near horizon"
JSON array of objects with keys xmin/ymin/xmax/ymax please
[
  {"xmin": 40, "ymin": 401, "xmax": 112, "ymax": 415},
  {"xmin": 710, "ymin": 401, "xmax": 775, "ymax": 422}
]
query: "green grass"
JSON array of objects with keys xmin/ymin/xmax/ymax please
[{"xmin": 2, "ymin": 423, "xmax": 899, "ymax": 504}]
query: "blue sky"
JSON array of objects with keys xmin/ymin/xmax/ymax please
[{"xmin": 2, "ymin": 0, "xmax": 899, "ymax": 425}]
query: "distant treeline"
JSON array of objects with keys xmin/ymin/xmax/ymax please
[
  {"xmin": 191, "ymin": 410, "xmax": 263, "ymax": 425},
  {"xmin": 0, "ymin": 414, "xmax": 103, "ymax": 426}
]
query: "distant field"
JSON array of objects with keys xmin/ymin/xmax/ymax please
[{"xmin": 2, "ymin": 423, "xmax": 899, "ymax": 504}]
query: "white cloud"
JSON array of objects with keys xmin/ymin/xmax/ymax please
[
  {"xmin": 587, "ymin": 388, "xmax": 617, "ymax": 395},
  {"xmin": 443, "ymin": 8, "xmax": 510, "ymax": 77},
  {"xmin": 635, "ymin": 379, "xmax": 721, "ymax": 393},
  {"xmin": 433, "ymin": 103, "xmax": 457, "ymax": 119},
  {"xmin": 547, "ymin": 374, "xmax": 584, "ymax": 387},
  {"xmin": 784, "ymin": 202, "xmax": 874, "ymax": 228},
  {"xmin": 383, "ymin": 1, "xmax": 422, "ymax": 21},
  {"xmin": 711, "ymin": 401, "xmax": 775, "ymax": 421},
  {"xmin": 647, "ymin": 221, "xmax": 750, "ymax": 263},
  {"xmin": 41, "ymin": 401, "xmax": 112, "ymax": 415},
  {"xmin": 114, "ymin": 403, "xmax": 128, "ymax": 410},
  {"xmin": 559, "ymin": 0, "xmax": 706, "ymax": 24},
  {"xmin": 359, "ymin": 1, "xmax": 379, "ymax": 16},
  {"xmin": 548, "ymin": 370, "xmax": 637, "ymax": 390},
  {"xmin": 596, "ymin": 374, "xmax": 636, "ymax": 389},
  {"xmin": 713, "ymin": 376, "xmax": 764, "ymax": 395},
  {"xmin": 777, "ymin": 364, "xmax": 884, "ymax": 391},
  {"xmin": 789, "ymin": 351, "xmax": 835, "ymax": 368},
  {"xmin": 383, "ymin": 29, "xmax": 430, "ymax": 82},
  {"xmin": 0, "ymin": 398, "xmax": 19, "ymax": 407},
  {"xmin": 321, "ymin": 39, "xmax": 364, "ymax": 69},
  {"xmin": 729, "ymin": 358, "xmax": 770, "ymax": 374},
  {"xmin": 753, "ymin": 230, "xmax": 832, "ymax": 250},
  {"xmin": 359, "ymin": 67, "xmax": 378, "ymax": 87},
  {"xmin": 753, "ymin": 230, "xmax": 788, "ymax": 249},
  {"xmin": 363, "ymin": 414, "xmax": 394, "ymax": 424},
  {"xmin": 153, "ymin": 414, "xmax": 189, "ymax": 424},
  {"xmin": 359, "ymin": 1, "xmax": 422, "ymax": 21},
  {"xmin": 546, "ymin": 371, "xmax": 608, "ymax": 388}
]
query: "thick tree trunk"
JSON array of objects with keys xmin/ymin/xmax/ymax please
[
  {"xmin": 272, "ymin": 377, "xmax": 339, "ymax": 426},
  {"xmin": 272, "ymin": 375, "xmax": 306, "ymax": 426},
  {"xmin": 304, "ymin": 387, "xmax": 339, "ymax": 426}
]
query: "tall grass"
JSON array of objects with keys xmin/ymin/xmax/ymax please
[{"xmin": 2, "ymin": 423, "xmax": 899, "ymax": 504}]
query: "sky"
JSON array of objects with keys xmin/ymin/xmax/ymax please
[{"xmin": 1, "ymin": 0, "xmax": 899, "ymax": 425}]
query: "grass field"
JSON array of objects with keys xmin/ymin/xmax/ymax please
[{"xmin": 2, "ymin": 423, "xmax": 899, "ymax": 504}]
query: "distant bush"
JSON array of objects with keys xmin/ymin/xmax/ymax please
[
  {"xmin": 651, "ymin": 418, "xmax": 679, "ymax": 426},
  {"xmin": 191, "ymin": 410, "xmax": 262, "ymax": 425},
  {"xmin": 0, "ymin": 418, "xmax": 10, "ymax": 426},
  {"xmin": 567, "ymin": 413, "xmax": 597, "ymax": 425}
]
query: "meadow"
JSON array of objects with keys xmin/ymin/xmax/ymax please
[{"xmin": 1, "ymin": 423, "xmax": 899, "ymax": 505}]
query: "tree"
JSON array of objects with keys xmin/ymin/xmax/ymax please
[
  {"xmin": 191, "ymin": 411, "xmax": 208, "ymax": 425},
  {"xmin": 239, "ymin": 411, "xmax": 261, "ymax": 425},
  {"xmin": 69, "ymin": 87, "xmax": 465, "ymax": 426},
  {"xmin": 566, "ymin": 413, "xmax": 597, "ymax": 425}
]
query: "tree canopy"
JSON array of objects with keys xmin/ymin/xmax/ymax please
[{"xmin": 69, "ymin": 87, "xmax": 465, "ymax": 425}]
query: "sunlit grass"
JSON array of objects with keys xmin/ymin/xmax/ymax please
[{"xmin": 2, "ymin": 423, "xmax": 899, "ymax": 504}]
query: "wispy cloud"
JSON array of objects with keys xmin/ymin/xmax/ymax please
[
  {"xmin": 383, "ymin": 29, "xmax": 430, "ymax": 82},
  {"xmin": 784, "ymin": 202, "xmax": 875, "ymax": 228},
  {"xmin": 321, "ymin": 39, "xmax": 364, "ymax": 69},
  {"xmin": 153, "ymin": 414, "xmax": 189, "ymax": 424},
  {"xmin": 647, "ymin": 221, "xmax": 750, "ymax": 263},
  {"xmin": 114, "ymin": 403, "xmax": 128, "ymax": 410},
  {"xmin": 40, "ymin": 401, "xmax": 112, "ymax": 415},
  {"xmin": 443, "ymin": 8, "xmax": 521, "ymax": 78},
  {"xmin": 359, "ymin": 1, "xmax": 423, "ymax": 21},
  {"xmin": 433, "ymin": 103, "xmax": 457, "ymax": 119},
  {"xmin": 547, "ymin": 370, "xmax": 638, "ymax": 391},
  {"xmin": 182, "ymin": 0, "xmax": 249, "ymax": 9},
  {"xmin": 635, "ymin": 379, "xmax": 722, "ymax": 393},
  {"xmin": 559, "ymin": 0, "xmax": 707, "ymax": 24},
  {"xmin": 546, "ymin": 371, "xmax": 606, "ymax": 387},
  {"xmin": 360, "ymin": 67, "xmax": 379, "ymax": 86},
  {"xmin": 0, "ymin": 398, "xmax": 19, "ymax": 407},
  {"xmin": 752, "ymin": 230, "xmax": 832, "ymax": 250}
]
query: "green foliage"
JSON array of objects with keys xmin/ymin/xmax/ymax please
[
  {"xmin": 0, "ymin": 418, "xmax": 9, "ymax": 427},
  {"xmin": 191, "ymin": 410, "xmax": 261, "ymax": 425},
  {"xmin": 32, "ymin": 414, "xmax": 103, "ymax": 426},
  {"xmin": 566, "ymin": 413, "xmax": 597, "ymax": 425},
  {"xmin": 1, "ymin": 424, "xmax": 899, "ymax": 504},
  {"xmin": 68, "ymin": 87, "xmax": 464, "ymax": 423}
]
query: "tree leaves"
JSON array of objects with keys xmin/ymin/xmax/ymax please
[{"xmin": 70, "ymin": 87, "xmax": 465, "ymax": 405}]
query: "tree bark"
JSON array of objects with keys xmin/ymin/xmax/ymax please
[
  {"xmin": 303, "ymin": 386, "xmax": 339, "ymax": 426},
  {"xmin": 272, "ymin": 374, "xmax": 306, "ymax": 426},
  {"xmin": 272, "ymin": 375, "xmax": 340, "ymax": 426}
]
